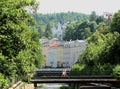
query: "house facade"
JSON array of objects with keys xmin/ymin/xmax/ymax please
[{"xmin": 41, "ymin": 39, "xmax": 87, "ymax": 68}]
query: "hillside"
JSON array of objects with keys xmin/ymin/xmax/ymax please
[{"xmin": 31, "ymin": 12, "xmax": 90, "ymax": 30}]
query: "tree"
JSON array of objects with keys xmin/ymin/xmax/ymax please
[
  {"xmin": 63, "ymin": 24, "xmax": 76, "ymax": 41},
  {"xmin": 0, "ymin": 73, "xmax": 8, "ymax": 89},
  {"xmin": 0, "ymin": 0, "xmax": 44, "ymax": 88},
  {"xmin": 89, "ymin": 21, "xmax": 97, "ymax": 32},
  {"xmin": 75, "ymin": 32, "xmax": 119, "ymax": 75},
  {"xmin": 96, "ymin": 16, "xmax": 104, "ymax": 24},
  {"xmin": 90, "ymin": 11, "xmax": 97, "ymax": 22},
  {"xmin": 71, "ymin": 10, "xmax": 120, "ymax": 77},
  {"xmin": 110, "ymin": 10, "xmax": 120, "ymax": 33},
  {"xmin": 31, "ymin": 12, "xmax": 90, "ymax": 35},
  {"xmin": 37, "ymin": 25, "xmax": 43, "ymax": 38},
  {"xmin": 63, "ymin": 21, "xmax": 97, "ymax": 41},
  {"xmin": 44, "ymin": 23, "xmax": 52, "ymax": 38}
]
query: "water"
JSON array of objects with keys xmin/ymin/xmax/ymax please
[{"xmin": 37, "ymin": 83, "xmax": 68, "ymax": 89}]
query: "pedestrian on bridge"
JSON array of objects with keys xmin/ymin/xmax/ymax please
[{"xmin": 61, "ymin": 68, "xmax": 67, "ymax": 77}]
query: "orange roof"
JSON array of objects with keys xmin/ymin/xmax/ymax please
[{"xmin": 50, "ymin": 42, "xmax": 59, "ymax": 47}]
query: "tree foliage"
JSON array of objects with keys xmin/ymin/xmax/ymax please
[
  {"xmin": 44, "ymin": 23, "xmax": 53, "ymax": 39},
  {"xmin": 113, "ymin": 65, "xmax": 120, "ymax": 79},
  {"xmin": 0, "ymin": 73, "xmax": 8, "ymax": 89},
  {"xmin": 63, "ymin": 21, "xmax": 97, "ymax": 40},
  {"xmin": 63, "ymin": 13, "xmax": 106, "ymax": 41},
  {"xmin": 0, "ymin": 0, "xmax": 44, "ymax": 88},
  {"xmin": 71, "ymin": 10, "xmax": 120, "ymax": 77},
  {"xmin": 90, "ymin": 11, "xmax": 97, "ymax": 22},
  {"xmin": 31, "ymin": 12, "xmax": 90, "ymax": 38},
  {"xmin": 32, "ymin": 12, "xmax": 89, "ymax": 25},
  {"xmin": 110, "ymin": 10, "xmax": 120, "ymax": 33}
]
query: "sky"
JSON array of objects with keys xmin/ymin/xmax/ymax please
[{"xmin": 37, "ymin": 0, "xmax": 120, "ymax": 15}]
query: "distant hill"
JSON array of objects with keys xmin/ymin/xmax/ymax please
[{"xmin": 32, "ymin": 12, "xmax": 90, "ymax": 29}]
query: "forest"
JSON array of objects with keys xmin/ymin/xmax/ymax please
[
  {"xmin": 32, "ymin": 12, "xmax": 89, "ymax": 26},
  {"xmin": 64, "ymin": 12, "xmax": 105, "ymax": 41},
  {"xmin": 31, "ymin": 12, "xmax": 90, "ymax": 38},
  {"xmin": 71, "ymin": 10, "xmax": 120, "ymax": 82},
  {"xmin": 32, "ymin": 11, "xmax": 105, "ymax": 40}
]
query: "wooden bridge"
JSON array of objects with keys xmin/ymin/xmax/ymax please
[{"xmin": 30, "ymin": 69, "xmax": 120, "ymax": 89}]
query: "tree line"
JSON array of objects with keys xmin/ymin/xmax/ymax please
[
  {"xmin": 32, "ymin": 12, "xmax": 90, "ymax": 39},
  {"xmin": 32, "ymin": 12, "xmax": 89, "ymax": 25},
  {"xmin": 63, "ymin": 11, "xmax": 104, "ymax": 40},
  {"xmin": 0, "ymin": 0, "xmax": 44, "ymax": 89},
  {"xmin": 32, "ymin": 11, "xmax": 105, "ymax": 40}
]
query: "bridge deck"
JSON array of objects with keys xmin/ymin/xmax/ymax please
[
  {"xmin": 33, "ymin": 75, "xmax": 113, "ymax": 77},
  {"xmin": 32, "ymin": 69, "xmax": 120, "ymax": 85},
  {"xmin": 31, "ymin": 75, "xmax": 120, "ymax": 83},
  {"xmin": 31, "ymin": 78, "xmax": 120, "ymax": 83}
]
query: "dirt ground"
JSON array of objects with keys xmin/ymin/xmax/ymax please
[
  {"xmin": 23, "ymin": 83, "xmax": 34, "ymax": 89},
  {"xmin": 8, "ymin": 82, "xmax": 34, "ymax": 89}
]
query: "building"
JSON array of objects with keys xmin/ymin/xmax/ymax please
[
  {"xmin": 41, "ymin": 39, "xmax": 87, "ymax": 68},
  {"xmin": 103, "ymin": 12, "xmax": 113, "ymax": 20},
  {"xmin": 52, "ymin": 22, "xmax": 66, "ymax": 40}
]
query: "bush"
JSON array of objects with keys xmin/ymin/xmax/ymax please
[
  {"xmin": 70, "ymin": 64, "xmax": 85, "ymax": 76},
  {"xmin": 59, "ymin": 86, "xmax": 74, "ymax": 89},
  {"xmin": 113, "ymin": 65, "xmax": 120, "ymax": 79},
  {"xmin": 0, "ymin": 73, "xmax": 9, "ymax": 89}
]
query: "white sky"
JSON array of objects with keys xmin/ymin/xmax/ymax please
[{"xmin": 37, "ymin": 0, "xmax": 120, "ymax": 15}]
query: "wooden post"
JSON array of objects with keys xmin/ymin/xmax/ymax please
[
  {"xmin": 74, "ymin": 83, "xmax": 80, "ymax": 89},
  {"xmin": 69, "ymin": 83, "xmax": 72, "ymax": 87},
  {"xmin": 34, "ymin": 83, "xmax": 37, "ymax": 89},
  {"xmin": 74, "ymin": 83, "xmax": 78, "ymax": 89},
  {"xmin": 77, "ymin": 83, "xmax": 80, "ymax": 89}
]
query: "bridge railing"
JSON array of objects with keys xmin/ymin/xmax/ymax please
[
  {"xmin": 33, "ymin": 75, "xmax": 113, "ymax": 79},
  {"xmin": 32, "ymin": 68, "xmax": 113, "ymax": 79},
  {"xmin": 36, "ymin": 68, "xmax": 71, "ymax": 71},
  {"xmin": 70, "ymin": 69, "xmax": 113, "ymax": 76}
]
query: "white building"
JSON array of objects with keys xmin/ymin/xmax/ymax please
[
  {"xmin": 41, "ymin": 39, "xmax": 87, "ymax": 68},
  {"xmin": 48, "ymin": 48, "xmax": 57, "ymax": 68},
  {"xmin": 103, "ymin": 12, "xmax": 113, "ymax": 19},
  {"xmin": 52, "ymin": 22, "xmax": 66, "ymax": 40}
]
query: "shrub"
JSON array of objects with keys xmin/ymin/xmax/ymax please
[
  {"xmin": 0, "ymin": 73, "xmax": 9, "ymax": 89},
  {"xmin": 70, "ymin": 64, "xmax": 85, "ymax": 76},
  {"xmin": 113, "ymin": 65, "xmax": 120, "ymax": 79}
]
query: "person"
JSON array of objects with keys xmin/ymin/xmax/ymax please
[{"xmin": 61, "ymin": 68, "xmax": 67, "ymax": 77}]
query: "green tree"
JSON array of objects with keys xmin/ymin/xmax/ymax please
[
  {"xmin": 96, "ymin": 16, "xmax": 104, "ymax": 24},
  {"xmin": 0, "ymin": 73, "xmax": 8, "ymax": 89},
  {"xmin": 31, "ymin": 12, "xmax": 90, "ymax": 34},
  {"xmin": 0, "ymin": 0, "xmax": 44, "ymax": 88},
  {"xmin": 37, "ymin": 25, "xmax": 43, "ymax": 38},
  {"xmin": 90, "ymin": 11, "xmax": 97, "ymax": 21},
  {"xmin": 71, "ymin": 10, "xmax": 120, "ymax": 77},
  {"xmin": 89, "ymin": 21, "xmax": 97, "ymax": 32},
  {"xmin": 110, "ymin": 10, "xmax": 120, "ymax": 33},
  {"xmin": 63, "ymin": 21, "xmax": 97, "ymax": 41},
  {"xmin": 44, "ymin": 23, "xmax": 52, "ymax": 38},
  {"xmin": 63, "ymin": 24, "xmax": 76, "ymax": 40},
  {"xmin": 75, "ymin": 32, "xmax": 119, "ymax": 75}
]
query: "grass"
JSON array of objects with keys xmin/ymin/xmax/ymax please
[{"xmin": 37, "ymin": 83, "xmax": 46, "ymax": 87}]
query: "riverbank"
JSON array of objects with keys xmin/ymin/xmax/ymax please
[
  {"xmin": 8, "ymin": 81, "xmax": 34, "ymax": 89},
  {"xmin": 37, "ymin": 83, "xmax": 68, "ymax": 89}
]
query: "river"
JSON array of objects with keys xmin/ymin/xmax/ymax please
[{"xmin": 37, "ymin": 83, "xmax": 68, "ymax": 89}]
